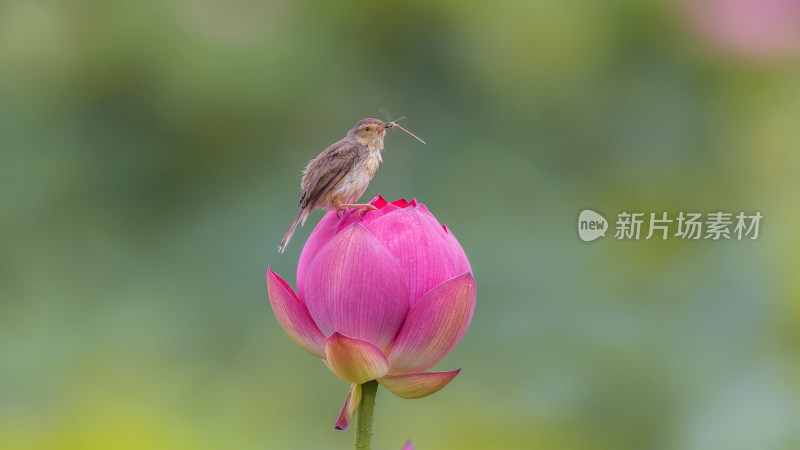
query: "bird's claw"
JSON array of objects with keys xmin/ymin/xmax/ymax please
[{"xmin": 335, "ymin": 204, "xmax": 377, "ymax": 221}]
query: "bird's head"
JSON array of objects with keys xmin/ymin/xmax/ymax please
[{"xmin": 348, "ymin": 118, "xmax": 388, "ymax": 148}]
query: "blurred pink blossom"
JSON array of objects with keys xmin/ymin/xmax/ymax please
[
  {"xmin": 682, "ymin": 0, "xmax": 800, "ymax": 61},
  {"xmin": 267, "ymin": 196, "xmax": 476, "ymax": 429}
]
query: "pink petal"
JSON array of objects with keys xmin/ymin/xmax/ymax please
[
  {"xmin": 325, "ymin": 332, "xmax": 390, "ymax": 384},
  {"xmin": 296, "ymin": 211, "xmax": 341, "ymax": 301},
  {"xmin": 371, "ymin": 194, "xmax": 388, "ymax": 209},
  {"xmin": 391, "ymin": 198, "xmax": 410, "ymax": 207},
  {"xmin": 298, "ymin": 196, "xmax": 398, "ymax": 295},
  {"xmin": 416, "ymin": 203, "xmax": 436, "ymax": 220},
  {"xmin": 334, "ymin": 383, "xmax": 361, "ymax": 430},
  {"xmin": 444, "ymin": 226, "xmax": 472, "ymax": 275},
  {"xmin": 299, "ymin": 194, "xmax": 416, "ymax": 299},
  {"xmin": 266, "ymin": 267, "xmax": 325, "ymax": 358},
  {"xmin": 367, "ymin": 207, "xmax": 463, "ymax": 307},
  {"xmin": 376, "ymin": 202, "xmax": 401, "ymax": 215},
  {"xmin": 304, "ymin": 223, "xmax": 409, "ymax": 351},
  {"xmin": 401, "ymin": 440, "xmax": 415, "ymax": 450},
  {"xmin": 379, "ymin": 369, "xmax": 461, "ymax": 399},
  {"xmin": 387, "ymin": 272, "xmax": 476, "ymax": 374}
]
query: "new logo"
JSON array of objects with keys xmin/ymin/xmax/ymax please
[{"xmin": 578, "ymin": 209, "xmax": 608, "ymax": 242}]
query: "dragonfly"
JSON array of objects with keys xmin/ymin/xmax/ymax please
[{"xmin": 379, "ymin": 107, "xmax": 426, "ymax": 145}]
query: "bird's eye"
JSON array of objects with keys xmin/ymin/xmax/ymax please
[{"xmin": 364, "ymin": 127, "xmax": 371, "ymax": 131}]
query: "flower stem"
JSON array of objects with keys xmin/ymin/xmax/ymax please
[{"xmin": 353, "ymin": 380, "xmax": 378, "ymax": 449}]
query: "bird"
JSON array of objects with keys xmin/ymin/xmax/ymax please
[{"xmin": 278, "ymin": 117, "xmax": 421, "ymax": 253}]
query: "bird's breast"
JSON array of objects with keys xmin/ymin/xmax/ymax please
[
  {"xmin": 334, "ymin": 150, "xmax": 382, "ymax": 204},
  {"xmin": 362, "ymin": 148, "xmax": 382, "ymax": 175}
]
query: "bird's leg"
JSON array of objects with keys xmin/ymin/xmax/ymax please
[
  {"xmin": 339, "ymin": 203, "xmax": 378, "ymax": 220},
  {"xmin": 332, "ymin": 203, "xmax": 349, "ymax": 219}
]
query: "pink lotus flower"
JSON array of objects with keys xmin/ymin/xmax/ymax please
[{"xmin": 267, "ymin": 195, "xmax": 476, "ymax": 429}]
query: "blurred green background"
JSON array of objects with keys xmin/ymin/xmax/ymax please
[{"xmin": 2, "ymin": 0, "xmax": 800, "ymax": 449}]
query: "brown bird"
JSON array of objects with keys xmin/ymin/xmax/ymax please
[{"xmin": 278, "ymin": 117, "xmax": 424, "ymax": 253}]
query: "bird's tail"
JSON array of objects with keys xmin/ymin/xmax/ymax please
[{"xmin": 278, "ymin": 208, "xmax": 308, "ymax": 254}]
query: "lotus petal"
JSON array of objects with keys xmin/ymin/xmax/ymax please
[
  {"xmin": 388, "ymin": 272, "xmax": 476, "ymax": 374},
  {"xmin": 325, "ymin": 332, "xmax": 389, "ymax": 384},
  {"xmin": 296, "ymin": 211, "xmax": 341, "ymax": 301},
  {"xmin": 266, "ymin": 267, "xmax": 325, "ymax": 358},
  {"xmin": 379, "ymin": 369, "xmax": 461, "ymax": 399},
  {"xmin": 368, "ymin": 207, "xmax": 462, "ymax": 307},
  {"xmin": 391, "ymin": 198, "xmax": 410, "ymax": 208},
  {"xmin": 443, "ymin": 225, "xmax": 472, "ymax": 275},
  {"xmin": 334, "ymin": 383, "xmax": 361, "ymax": 430},
  {"xmin": 304, "ymin": 224, "xmax": 409, "ymax": 351}
]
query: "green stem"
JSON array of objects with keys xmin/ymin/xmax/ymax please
[{"xmin": 353, "ymin": 380, "xmax": 379, "ymax": 450}]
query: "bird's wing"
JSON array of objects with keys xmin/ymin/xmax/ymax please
[{"xmin": 298, "ymin": 141, "xmax": 362, "ymax": 209}]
